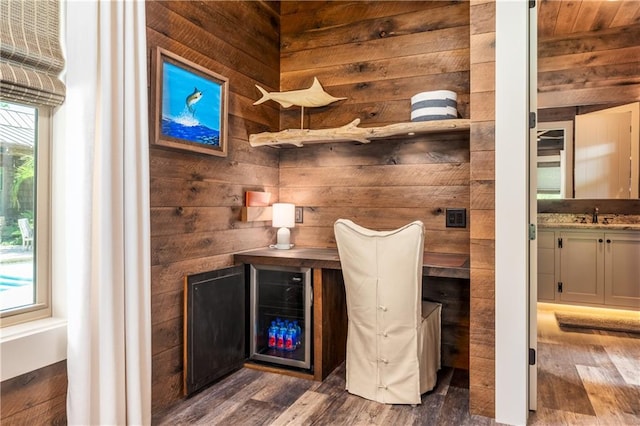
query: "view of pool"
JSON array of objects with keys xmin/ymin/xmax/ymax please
[{"xmin": 0, "ymin": 257, "xmax": 34, "ymax": 311}]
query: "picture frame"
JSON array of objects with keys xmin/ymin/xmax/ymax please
[{"xmin": 152, "ymin": 47, "xmax": 229, "ymax": 157}]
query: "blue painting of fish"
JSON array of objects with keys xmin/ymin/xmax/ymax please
[{"xmin": 161, "ymin": 61, "xmax": 222, "ymax": 146}]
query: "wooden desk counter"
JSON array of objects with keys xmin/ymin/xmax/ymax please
[
  {"xmin": 235, "ymin": 247, "xmax": 471, "ymax": 381},
  {"xmin": 234, "ymin": 247, "xmax": 470, "ymax": 279}
]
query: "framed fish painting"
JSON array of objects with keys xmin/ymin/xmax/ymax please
[{"xmin": 152, "ymin": 48, "xmax": 228, "ymax": 157}]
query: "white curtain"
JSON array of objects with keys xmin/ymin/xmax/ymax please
[{"xmin": 60, "ymin": 0, "xmax": 151, "ymax": 424}]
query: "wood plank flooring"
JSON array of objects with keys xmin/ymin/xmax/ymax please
[
  {"xmin": 530, "ymin": 303, "xmax": 640, "ymax": 425},
  {"xmin": 153, "ymin": 303, "xmax": 640, "ymax": 425},
  {"xmin": 152, "ymin": 364, "xmax": 494, "ymax": 425}
]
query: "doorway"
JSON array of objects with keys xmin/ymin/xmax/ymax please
[{"xmin": 531, "ymin": 1, "xmax": 640, "ymax": 422}]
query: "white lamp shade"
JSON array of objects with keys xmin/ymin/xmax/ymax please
[{"xmin": 272, "ymin": 203, "xmax": 295, "ymax": 228}]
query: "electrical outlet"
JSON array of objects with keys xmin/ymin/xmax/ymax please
[
  {"xmin": 295, "ymin": 207, "xmax": 304, "ymax": 223},
  {"xmin": 446, "ymin": 208, "xmax": 466, "ymax": 228}
]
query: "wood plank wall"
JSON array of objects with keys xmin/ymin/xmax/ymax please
[
  {"xmin": 276, "ymin": 1, "xmax": 471, "ymax": 254},
  {"xmin": 0, "ymin": 361, "xmax": 67, "ymax": 425},
  {"xmin": 538, "ymin": 22, "xmax": 640, "ymax": 108},
  {"xmin": 539, "ymin": 199, "xmax": 640, "ymax": 215},
  {"xmin": 469, "ymin": 0, "xmax": 496, "ymax": 418},
  {"xmin": 146, "ymin": 1, "xmax": 281, "ymax": 413}
]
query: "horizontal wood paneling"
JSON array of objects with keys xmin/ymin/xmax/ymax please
[
  {"xmin": 151, "ymin": 254, "xmax": 235, "ymax": 295},
  {"xmin": 280, "ymin": 186, "xmax": 469, "ymax": 209},
  {"xmin": 470, "ymin": 62, "xmax": 495, "ymax": 94},
  {"xmin": 147, "ymin": 0, "xmax": 281, "ymax": 412},
  {"xmin": 146, "ymin": 3, "xmax": 279, "ymax": 94},
  {"xmin": 471, "ymin": 180, "xmax": 495, "ymax": 210},
  {"xmin": 290, "ymin": 226, "xmax": 470, "ymax": 255},
  {"xmin": 469, "ymin": 356, "xmax": 495, "ymax": 389},
  {"xmin": 538, "ymin": 23, "xmax": 640, "ymax": 108},
  {"xmin": 470, "ymin": 209, "xmax": 495, "ymax": 240},
  {"xmin": 280, "ymin": 163, "xmax": 470, "ymax": 187},
  {"xmin": 470, "ymin": 151, "xmax": 494, "ymax": 181},
  {"xmin": 0, "ymin": 361, "xmax": 67, "ymax": 425},
  {"xmin": 470, "ymin": 121, "xmax": 495, "ymax": 152},
  {"xmin": 281, "ymin": 2, "xmax": 468, "ymax": 53},
  {"xmin": 538, "ymin": 199, "xmax": 640, "ymax": 215},
  {"xmin": 151, "ymin": 228, "xmax": 275, "ymax": 265},
  {"xmin": 469, "ymin": 1, "xmax": 495, "ymax": 417},
  {"xmin": 278, "ymin": 1, "xmax": 469, "ymax": 128},
  {"xmin": 470, "ymin": 239, "xmax": 495, "ymax": 271},
  {"xmin": 157, "ymin": 1, "xmax": 280, "ymax": 72},
  {"xmin": 279, "ymin": 134, "xmax": 469, "ymax": 167},
  {"xmin": 150, "ymin": 206, "xmax": 271, "ymax": 238},
  {"xmin": 282, "ymin": 25, "xmax": 470, "ymax": 73},
  {"xmin": 291, "ymin": 207, "xmax": 466, "ymax": 229},
  {"xmin": 469, "ymin": 384, "xmax": 495, "ymax": 418},
  {"xmin": 278, "ymin": 1, "xmax": 471, "ymax": 258}
]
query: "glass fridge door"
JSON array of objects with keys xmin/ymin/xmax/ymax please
[{"xmin": 250, "ymin": 265, "xmax": 312, "ymax": 370}]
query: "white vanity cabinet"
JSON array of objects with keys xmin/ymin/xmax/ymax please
[
  {"xmin": 604, "ymin": 232, "xmax": 640, "ymax": 308},
  {"xmin": 538, "ymin": 228, "xmax": 640, "ymax": 309},
  {"xmin": 557, "ymin": 231, "xmax": 604, "ymax": 305}
]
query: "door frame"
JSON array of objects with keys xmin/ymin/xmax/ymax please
[
  {"xmin": 494, "ymin": 1, "xmax": 531, "ymax": 424},
  {"xmin": 528, "ymin": 0, "xmax": 538, "ymax": 412}
]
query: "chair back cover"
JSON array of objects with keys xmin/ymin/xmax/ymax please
[{"xmin": 334, "ymin": 219, "xmax": 430, "ymax": 404}]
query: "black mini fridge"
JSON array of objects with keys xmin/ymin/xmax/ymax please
[{"xmin": 249, "ymin": 264, "xmax": 312, "ymax": 370}]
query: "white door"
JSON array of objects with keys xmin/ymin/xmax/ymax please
[
  {"xmin": 575, "ymin": 111, "xmax": 632, "ymax": 198},
  {"xmin": 528, "ymin": 0, "xmax": 538, "ymax": 412}
]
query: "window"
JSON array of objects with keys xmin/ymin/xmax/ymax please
[{"xmin": 0, "ymin": 101, "xmax": 51, "ymax": 326}]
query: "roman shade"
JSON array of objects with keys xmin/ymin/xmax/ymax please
[{"xmin": 0, "ymin": 0, "xmax": 65, "ymax": 106}]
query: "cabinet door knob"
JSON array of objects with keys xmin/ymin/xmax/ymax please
[
  {"xmin": 598, "ymin": 239, "xmax": 603, "ymax": 243},
  {"xmin": 606, "ymin": 239, "xmax": 611, "ymax": 244}
]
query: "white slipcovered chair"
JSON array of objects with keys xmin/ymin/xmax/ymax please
[{"xmin": 334, "ymin": 219, "xmax": 441, "ymax": 405}]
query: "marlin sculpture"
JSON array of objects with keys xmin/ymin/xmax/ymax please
[{"xmin": 253, "ymin": 77, "xmax": 346, "ymax": 108}]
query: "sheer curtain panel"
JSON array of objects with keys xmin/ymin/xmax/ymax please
[
  {"xmin": 62, "ymin": 1, "xmax": 151, "ymax": 424},
  {"xmin": 0, "ymin": 0, "xmax": 66, "ymax": 106}
]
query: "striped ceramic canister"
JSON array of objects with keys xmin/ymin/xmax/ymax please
[{"xmin": 410, "ymin": 90, "xmax": 458, "ymax": 122}]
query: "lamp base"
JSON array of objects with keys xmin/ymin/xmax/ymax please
[
  {"xmin": 275, "ymin": 227, "xmax": 292, "ymax": 250},
  {"xmin": 274, "ymin": 243, "xmax": 293, "ymax": 250}
]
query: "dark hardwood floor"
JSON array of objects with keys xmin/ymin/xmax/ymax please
[
  {"xmin": 153, "ymin": 303, "xmax": 640, "ymax": 425},
  {"xmin": 152, "ymin": 364, "xmax": 494, "ymax": 425}
]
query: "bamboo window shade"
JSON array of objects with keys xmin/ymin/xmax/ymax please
[{"xmin": 0, "ymin": 0, "xmax": 65, "ymax": 106}]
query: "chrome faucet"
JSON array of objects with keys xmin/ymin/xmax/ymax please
[{"xmin": 592, "ymin": 207, "xmax": 599, "ymax": 224}]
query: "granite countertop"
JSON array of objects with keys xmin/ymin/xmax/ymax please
[{"xmin": 538, "ymin": 213, "xmax": 640, "ymax": 231}]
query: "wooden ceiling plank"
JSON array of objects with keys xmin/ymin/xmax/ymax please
[
  {"xmin": 554, "ymin": 1, "xmax": 581, "ymax": 36},
  {"xmin": 590, "ymin": 1, "xmax": 622, "ymax": 32},
  {"xmin": 538, "ymin": 0, "xmax": 562, "ymax": 38},
  {"xmin": 571, "ymin": 1, "xmax": 600, "ymax": 33},
  {"xmin": 610, "ymin": 1, "xmax": 640, "ymax": 28}
]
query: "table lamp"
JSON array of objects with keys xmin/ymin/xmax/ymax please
[{"xmin": 272, "ymin": 203, "xmax": 295, "ymax": 249}]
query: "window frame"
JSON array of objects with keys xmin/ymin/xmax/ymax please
[{"xmin": 1, "ymin": 103, "xmax": 52, "ymax": 326}]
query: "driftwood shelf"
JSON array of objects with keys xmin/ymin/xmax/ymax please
[{"xmin": 249, "ymin": 118, "xmax": 471, "ymax": 147}]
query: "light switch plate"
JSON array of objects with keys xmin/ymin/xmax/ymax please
[
  {"xmin": 295, "ymin": 207, "xmax": 304, "ymax": 223},
  {"xmin": 446, "ymin": 208, "xmax": 466, "ymax": 228}
]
